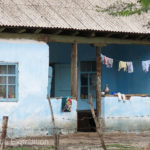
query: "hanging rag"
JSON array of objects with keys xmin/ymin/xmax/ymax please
[
  {"xmin": 103, "ymin": 56, "xmax": 108, "ymax": 65},
  {"xmin": 62, "ymin": 97, "xmax": 72, "ymax": 112},
  {"xmin": 101, "ymin": 54, "xmax": 104, "ymax": 63},
  {"xmin": 106, "ymin": 57, "xmax": 113, "ymax": 68},
  {"xmin": 117, "ymin": 92, "xmax": 126, "ymax": 103},
  {"xmin": 126, "ymin": 62, "xmax": 134, "ymax": 73},
  {"xmin": 118, "ymin": 61, "xmax": 127, "ymax": 71},
  {"xmin": 142, "ymin": 60, "xmax": 150, "ymax": 72}
]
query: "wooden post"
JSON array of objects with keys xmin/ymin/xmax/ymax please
[
  {"xmin": 47, "ymin": 96, "xmax": 59, "ymax": 150},
  {"xmin": 71, "ymin": 41, "xmax": 78, "ymax": 99},
  {"xmin": 89, "ymin": 95, "xmax": 107, "ymax": 150},
  {"xmin": 96, "ymin": 46, "xmax": 101, "ymax": 124},
  {"xmin": 0, "ymin": 116, "xmax": 8, "ymax": 150}
]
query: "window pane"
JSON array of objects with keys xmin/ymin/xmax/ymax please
[
  {"xmin": 80, "ymin": 62, "xmax": 87, "ymax": 72},
  {"xmin": 87, "ymin": 62, "xmax": 92, "ymax": 72},
  {"xmin": 8, "ymin": 85, "xmax": 16, "ymax": 98},
  {"xmin": 8, "ymin": 65, "xmax": 15, "ymax": 74},
  {"xmin": 0, "ymin": 85, "xmax": 6, "ymax": 98},
  {"xmin": 90, "ymin": 74, "xmax": 96, "ymax": 99},
  {"xmin": 81, "ymin": 61, "xmax": 96, "ymax": 72},
  {"xmin": 92, "ymin": 62, "xmax": 96, "ymax": 71},
  {"xmin": 0, "ymin": 76, "xmax": 6, "ymax": 84},
  {"xmin": 80, "ymin": 87, "xmax": 88, "ymax": 99},
  {"xmin": 81, "ymin": 74, "xmax": 88, "ymax": 86},
  {"xmin": 8, "ymin": 76, "xmax": 16, "ymax": 84},
  {"xmin": 0, "ymin": 65, "xmax": 6, "ymax": 74}
]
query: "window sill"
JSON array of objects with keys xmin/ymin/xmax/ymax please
[{"xmin": 0, "ymin": 98, "xmax": 18, "ymax": 102}]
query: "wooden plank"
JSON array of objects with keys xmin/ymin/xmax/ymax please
[
  {"xmin": 0, "ymin": 116, "xmax": 8, "ymax": 150},
  {"xmin": 96, "ymin": 47, "xmax": 101, "ymax": 124},
  {"xmin": 0, "ymin": 33, "xmax": 150, "ymax": 45},
  {"xmin": 47, "ymin": 96, "xmax": 59, "ymax": 150},
  {"xmin": 71, "ymin": 41, "xmax": 78, "ymax": 99},
  {"xmin": 89, "ymin": 95, "xmax": 107, "ymax": 150}
]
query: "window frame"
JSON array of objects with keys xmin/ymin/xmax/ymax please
[
  {"xmin": 80, "ymin": 61, "xmax": 96, "ymax": 100},
  {"xmin": 0, "ymin": 62, "xmax": 18, "ymax": 102}
]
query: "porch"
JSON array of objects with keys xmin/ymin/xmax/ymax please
[{"xmin": 48, "ymin": 42, "xmax": 150, "ymax": 132}]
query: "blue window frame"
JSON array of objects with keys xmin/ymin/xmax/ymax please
[
  {"xmin": 80, "ymin": 61, "xmax": 96, "ymax": 100},
  {"xmin": 0, "ymin": 63, "xmax": 18, "ymax": 102}
]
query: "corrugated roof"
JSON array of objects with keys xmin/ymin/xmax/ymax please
[{"xmin": 0, "ymin": 0, "xmax": 150, "ymax": 34}]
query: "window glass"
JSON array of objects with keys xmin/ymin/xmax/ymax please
[
  {"xmin": 80, "ymin": 61, "xmax": 96, "ymax": 100},
  {"xmin": 0, "ymin": 66, "xmax": 6, "ymax": 74},
  {"xmin": 0, "ymin": 76, "xmax": 6, "ymax": 84},
  {"xmin": 8, "ymin": 85, "xmax": 16, "ymax": 98},
  {"xmin": 8, "ymin": 65, "xmax": 15, "ymax": 74},
  {"xmin": 0, "ymin": 85, "xmax": 6, "ymax": 98}
]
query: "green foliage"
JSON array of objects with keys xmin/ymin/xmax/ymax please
[
  {"xmin": 96, "ymin": 0, "xmax": 150, "ymax": 28},
  {"xmin": 96, "ymin": 1, "xmax": 150, "ymax": 16},
  {"xmin": 141, "ymin": 0, "xmax": 150, "ymax": 7}
]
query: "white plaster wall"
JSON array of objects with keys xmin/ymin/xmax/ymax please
[
  {"xmin": 0, "ymin": 39, "xmax": 50, "ymax": 137},
  {"xmin": 0, "ymin": 39, "xmax": 77, "ymax": 137}
]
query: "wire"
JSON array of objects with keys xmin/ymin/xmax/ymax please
[{"xmin": 101, "ymin": 53, "xmax": 150, "ymax": 62}]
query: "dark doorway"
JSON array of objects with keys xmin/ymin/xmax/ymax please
[{"xmin": 78, "ymin": 111, "xmax": 96, "ymax": 132}]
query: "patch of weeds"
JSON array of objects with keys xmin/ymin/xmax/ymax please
[
  {"xmin": 7, "ymin": 146, "xmax": 54, "ymax": 150},
  {"xmin": 107, "ymin": 144, "xmax": 138, "ymax": 150}
]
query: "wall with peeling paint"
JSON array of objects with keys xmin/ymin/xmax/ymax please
[
  {"xmin": 0, "ymin": 40, "xmax": 77, "ymax": 137},
  {"xmin": 49, "ymin": 42, "xmax": 150, "ymax": 132},
  {"xmin": 102, "ymin": 96, "xmax": 150, "ymax": 132}
]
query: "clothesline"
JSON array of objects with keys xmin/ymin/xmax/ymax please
[
  {"xmin": 100, "ymin": 54, "xmax": 150, "ymax": 73},
  {"xmin": 101, "ymin": 54, "xmax": 150, "ymax": 62}
]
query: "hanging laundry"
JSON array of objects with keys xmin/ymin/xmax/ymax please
[
  {"xmin": 103, "ymin": 56, "xmax": 108, "ymax": 65},
  {"xmin": 126, "ymin": 62, "xmax": 134, "ymax": 73},
  {"xmin": 142, "ymin": 60, "xmax": 150, "ymax": 72},
  {"xmin": 103, "ymin": 55, "xmax": 113, "ymax": 68},
  {"xmin": 106, "ymin": 57, "xmax": 113, "ymax": 68},
  {"xmin": 118, "ymin": 61, "xmax": 127, "ymax": 71},
  {"xmin": 101, "ymin": 54, "xmax": 104, "ymax": 63}
]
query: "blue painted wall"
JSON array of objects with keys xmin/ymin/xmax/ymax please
[{"xmin": 49, "ymin": 43, "xmax": 150, "ymax": 97}]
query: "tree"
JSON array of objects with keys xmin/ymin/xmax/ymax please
[{"xmin": 96, "ymin": 0, "xmax": 150, "ymax": 28}]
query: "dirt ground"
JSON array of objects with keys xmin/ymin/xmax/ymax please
[{"xmin": 5, "ymin": 132, "xmax": 150, "ymax": 150}]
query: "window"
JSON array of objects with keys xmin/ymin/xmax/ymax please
[
  {"xmin": 80, "ymin": 61, "xmax": 96, "ymax": 100},
  {"xmin": 0, "ymin": 63, "xmax": 18, "ymax": 102}
]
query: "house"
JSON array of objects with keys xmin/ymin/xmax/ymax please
[{"xmin": 0, "ymin": 0, "xmax": 150, "ymax": 137}]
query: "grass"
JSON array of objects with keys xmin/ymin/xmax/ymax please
[
  {"xmin": 6, "ymin": 144, "xmax": 140, "ymax": 150},
  {"xmin": 107, "ymin": 144, "xmax": 140, "ymax": 150},
  {"xmin": 7, "ymin": 146, "xmax": 54, "ymax": 150}
]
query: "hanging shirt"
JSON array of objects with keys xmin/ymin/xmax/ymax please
[
  {"xmin": 118, "ymin": 61, "xmax": 127, "ymax": 71},
  {"xmin": 126, "ymin": 62, "xmax": 134, "ymax": 73},
  {"xmin": 142, "ymin": 60, "xmax": 150, "ymax": 72},
  {"xmin": 106, "ymin": 58, "xmax": 113, "ymax": 68}
]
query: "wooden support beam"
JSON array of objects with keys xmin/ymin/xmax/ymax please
[
  {"xmin": 71, "ymin": 31, "xmax": 79, "ymax": 36},
  {"xmin": 136, "ymin": 35, "xmax": 144, "ymax": 40},
  {"xmin": 71, "ymin": 41, "xmax": 78, "ymax": 99},
  {"xmin": 96, "ymin": 47, "xmax": 101, "ymax": 124},
  {"xmin": 122, "ymin": 34, "xmax": 129, "ymax": 39},
  {"xmin": 17, "ymin": 29, "xmax": 26, "ymax": 34},
  {"xmin": 34, "ymin": 29, "xmax": 42, "ymax": 34},
  {"xmin": 0, "ymin": 28, "xmax": 5, "ymax": 33},
  {"xmin": 0, "ymin": 33, "xmax": 150, "ymax": 45},
  {"xmin": 105, "ymin": 33, "xmax": 113, "ymax": 37},
  {"xmin": 52, "ymin": 30, "xmax": 62, "ymax": 35}
]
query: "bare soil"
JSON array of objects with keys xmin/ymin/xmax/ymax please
[{"xmin": 5, "ymin": 132, "xmax": 150, "ymax": 150}]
